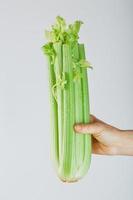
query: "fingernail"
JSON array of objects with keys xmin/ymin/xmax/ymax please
[{"xmin": 74, "ymin": 124, "xmax": 82, "ymax": 132}]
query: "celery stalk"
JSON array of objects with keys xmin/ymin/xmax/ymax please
[
  {"xmin": 53, "ymin": 42, "xmax": 63, "ymax": 163},
  {"xmin": 47, "ymin": 55, "xmax": 59, "ymax": 169},
  {"xmin": 42, "ymin": 16, "xmax": 92, "ymax": 182},
  {"xmin": 59, "ymin": 44, "xmax": 75, "ymax": 181},
  {"xmin": 72, "ymin": 43, "xmax": 84, "ymax": 170},
  {"xmin": 78, "ymin": 44, "xmax": 91, "ymax": 176}
]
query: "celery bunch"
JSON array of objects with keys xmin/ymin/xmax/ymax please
[{"xmin": 42, "ymin": 16, "xmax": 92, "ymax": 182}]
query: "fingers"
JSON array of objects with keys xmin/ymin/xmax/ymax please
[
  {"xmin": 74, "ymin": 121, "xmax": 103, "ymax": 134},
  {"xmin": 74, "ymin": 114, "xmax": 106, "ymax": 135},
  {"xmin": 92, "ymin": 137, "xmax": 107, "ymax": 154}
]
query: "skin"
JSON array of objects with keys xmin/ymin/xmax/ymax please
[{"xmin": 74, "ymin": 115, "xmax": 133, "ymax": 156}]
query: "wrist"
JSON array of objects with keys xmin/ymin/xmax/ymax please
[{"xmin": 115, "ymin": 130, "xmax": 133, "ymax": 156}]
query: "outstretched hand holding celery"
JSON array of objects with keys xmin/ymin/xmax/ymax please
[
  {"xmin": 75, "ymin": 115, "xmax": 133, "ymax": 156},
  {"xmin": 42, "ymin": 16, "xmax": 92, "ymax": 182}
]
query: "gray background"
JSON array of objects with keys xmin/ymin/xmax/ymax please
[{"xmin": 0, "ymin": 0, "xmax": 133, "ymax": 199}]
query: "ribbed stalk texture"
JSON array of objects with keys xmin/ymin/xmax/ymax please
[{"xmin": 45, "ymin": 42, "xmax": 91, "ymax": 182}]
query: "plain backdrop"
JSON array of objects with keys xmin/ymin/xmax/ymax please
[{"xmin": 0, "ymin": 0, "xmax": 133, "ymax": 199}]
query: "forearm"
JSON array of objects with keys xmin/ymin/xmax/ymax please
[{"xmin": 116, "ymin": 130, "xmax": 133, "ymax": 156}]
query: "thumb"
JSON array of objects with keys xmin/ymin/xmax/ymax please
[{"xmin": 74, "ymin": 122, "xmax": 103, "ymax": 135}]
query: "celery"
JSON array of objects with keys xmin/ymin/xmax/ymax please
[
  {"xmin": 42, "ymin": 16, "xmax": 92, "ymax": 182},
  {"xmin": 53, "ymin": 42, "xmax": 63, "ymax": 162},
  {"xmin": 73, "ymin": 43, "xmax": 84, "ymax": 172},
  {"xmin": 77, "ymin": 44, "xmax": 91, "ymax": 177},
  {"xmin": 42, "ymin": 44, "xmax": 59, "ymax": 168},
  {"xmin": 60, "ymin": 44, "xmax": 75, "ymax": 181}
]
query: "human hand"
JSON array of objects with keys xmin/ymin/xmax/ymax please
[{"xmin": 74, "ymin": 115, "xmax": 133, "ymax": 156}]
